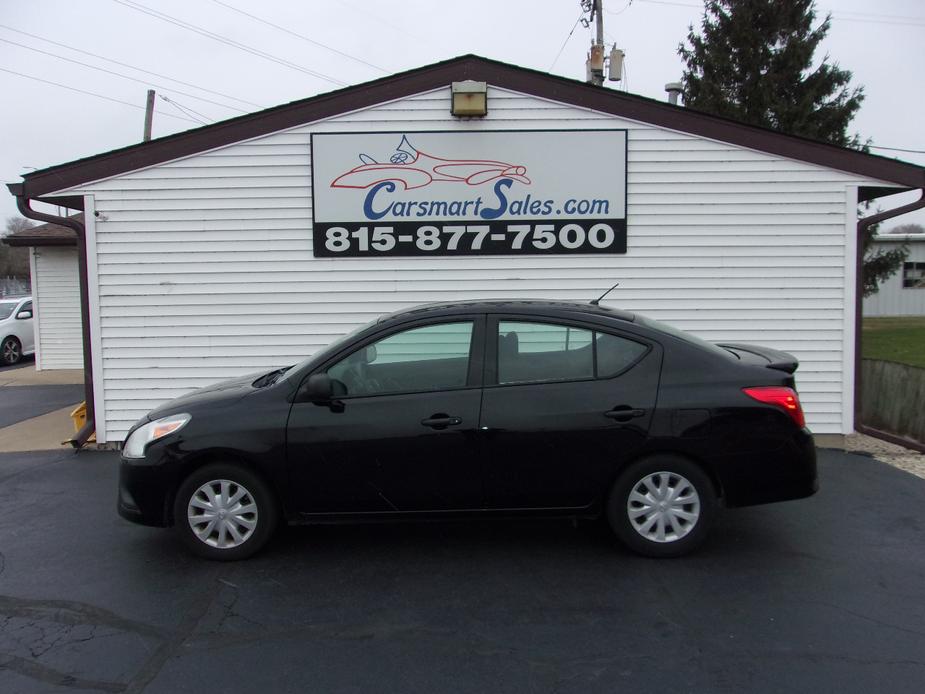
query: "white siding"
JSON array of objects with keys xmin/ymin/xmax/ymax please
[
  {"xmin": 31, "ymin": 246, "xmax": 82, "ymax": 370},
  {"xmin": 863, "ymin": 239, "xmax": 925, "ymax": 316},
  {"xmin": 60, "ymin": 87, "xmax": 898, "ymax": 440}
]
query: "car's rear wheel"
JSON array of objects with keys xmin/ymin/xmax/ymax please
[
  {"xmin": 607, "ymin": 455, "xmax": 716, "ymax": 557},
  {"xmin": 1, "ymin": 336, "xmax": 22, "ymax": 366},
  {"xmin": 173, "ymin": 463, "xmax": 278, "ymax": 561}
]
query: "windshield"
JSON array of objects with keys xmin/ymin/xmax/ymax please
[
  {"xmin": 637, "ymin": 315, "xmax": 737, "ymax": 360},
  {"xmin": 0, "ymin": 303, "xmax": 17, "ymax": 321}
]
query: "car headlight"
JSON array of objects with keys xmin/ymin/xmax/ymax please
[{"xmin": 122, "ymin": 413, "xmax": 191, "ymax": 459}]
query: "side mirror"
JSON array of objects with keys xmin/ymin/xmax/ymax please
[
  {"xmin": 300, "ymin": 373, "xmax": 347, "ymax": 412},
  {"xmin": 303, "ymin": 373, "xmax": 334, "ymax": 402},
  {"xmin": 16, "ymin": 310, "xmax": 32, "ymax": 320}
]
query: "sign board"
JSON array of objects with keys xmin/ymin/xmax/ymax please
[{"xmin": 310, "ymin": 130, "xmax": 627, "ymax": 257}]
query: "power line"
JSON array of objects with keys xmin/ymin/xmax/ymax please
[
  {"xmin": 111, "ymin": 0, "xmax": 347, "ymax": 87},
  {"xmin": 604, "ymin": 0, "xmax": 634, "ymax": 16},
  {"xmin": 159, "ymin": 94, "xmax": 211, "ymax": 124},
  {"xmin": 0, "ymin": 36, "xmax": 248, "ymax": 113},
  {"xmin": 0, "ymin": 23, "xmax": 263, "ymax": 109},
  {"xmin": 634, "ymin": 0, "xmax": 925, "ymax": 26},
  {"xmin": 834, "ymin": 15, "xmax": 925, "ymax": 27},
  {"xmin": 207, "ymin": 0, "xmax": 387, "ymax": 73},
  {"xmin": 331, "ymin": 0, "xmax": 437, "ymax": 48},
  {"xmin": 549, "ymin": 12, "xmax": 584, "ymax": 71},
  {"xmin": 833, "ymin": 9, "xmax": 925, "ymax": 23},
  {"xmin": 0, "ymin": 66, "xmax": 199, "ymax": 124}
]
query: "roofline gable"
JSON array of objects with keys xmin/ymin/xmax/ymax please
[{"xmin": 10, "ymin": 54, "xmax": 925, "ymax": 198}]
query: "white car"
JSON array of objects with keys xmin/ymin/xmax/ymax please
[{"xmin": 0, "ymin": 296, "xmax": 35, "ymax": 366}]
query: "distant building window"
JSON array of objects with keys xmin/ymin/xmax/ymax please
[{"xmin": 902, "ymin": 262, "xmax": 925, "ymax": 289}]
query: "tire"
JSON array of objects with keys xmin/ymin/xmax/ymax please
[
  {"xmin": 607, "ymin": 455, "xmax": 716, "ymax": 558},
  {"xmin": 173, "ymin": 463, "xmax": 279, "ymax": 561},
  {"xmin": 1, "ymin": 336, "xmax": 22, "ymax": 366}
]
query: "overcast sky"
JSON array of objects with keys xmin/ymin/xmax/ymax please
[{"xmin": 2, "ymin": 0, "xmax": 923, "ymax": 228}]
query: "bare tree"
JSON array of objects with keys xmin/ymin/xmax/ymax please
[
  {"xmin": 886, "ymin": 223, "xmax": 925, "ymax": 235},
  {"xmin": 1, "ymin": 217, "xmax": 33, "ymax": 283},
  {"xmin": 5, "ymin": 217, "xmax": 35, "ymax": 235}
]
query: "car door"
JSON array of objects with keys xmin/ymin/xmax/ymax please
[
  {"xmin": 479, "ymin": 316, "xmax": 662, "ymax": 510},
  {"xmin": 18, "ymin": 300, "xmax": 35, "ymax": 353},
  {"xmin": 286, "ymin": 316, "xmax": 487, "ymax": 515}
]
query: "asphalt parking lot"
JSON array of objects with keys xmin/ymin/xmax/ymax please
[{"xmin": 0, "ymin": 448, "xmax": 923, "ymax": 693}]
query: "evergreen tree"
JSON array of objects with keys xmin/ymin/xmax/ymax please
[
  {"xmin": 679, "ymin": 0, "xmax": 863, "ymax": 147},
  {"xmin": 679, "ymin": 0, "xmax": 904, "ymax": 296}
]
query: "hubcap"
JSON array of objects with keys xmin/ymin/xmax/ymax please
[
  {"xmin": 3, "ymin": 339, "xmax": 20, "ymax": 363},
  {"xmin": 627, "ymin": 471, "xmax": 701, "ymax": 543},
  {"xmin": 187, "ymin": 479, "xmax": 258, "ymax": 549}
]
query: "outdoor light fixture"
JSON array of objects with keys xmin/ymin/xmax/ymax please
[{"xmin": 451, "ymin": 81, "xmax": 488, "ymax": 117}]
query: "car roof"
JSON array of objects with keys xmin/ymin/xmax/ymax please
[
  {"xmin": 380, "ymin": 299, "xmax": 635, "ymax": 324},
  {"xmin": 0, "ymin": 296, "xmax": 31, "ymax": 304}
]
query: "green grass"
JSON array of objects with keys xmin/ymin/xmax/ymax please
[{"xmin": 862, "ymin": 317, "xmax": 925, "ymax": 369}]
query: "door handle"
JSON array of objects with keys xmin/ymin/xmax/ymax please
[
  {"xmin": 604, "ymin": 407, "xmax": 646, "ymax": 422},
  {"xmin": 421, "ymin": 415, "xmax": 462, "ymax": 430}
]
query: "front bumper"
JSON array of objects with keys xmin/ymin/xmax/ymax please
[{"xmin": 117, "ymin": 455, "xmax": 175, "ymax": 527}]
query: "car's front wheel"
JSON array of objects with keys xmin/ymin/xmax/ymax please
[
  {"xmin": 173, "ymin": 463, "xmax": 279, "ymax": 560},
  {"xmin": 1, "ymin": 336, "xmax": 22, "ymax": 366},
  {"xmin": 607, "ymin": 455, "xmax": 716, "ymax": 557}
]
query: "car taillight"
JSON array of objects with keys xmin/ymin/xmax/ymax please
[{"xmin": 742, "ymin": 386, "xmax": 806, "ymax": 428}]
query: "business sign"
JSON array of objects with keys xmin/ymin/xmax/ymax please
[{"xmin": 310, "ymin": 130, "xmax": 627, "ymax": 257}]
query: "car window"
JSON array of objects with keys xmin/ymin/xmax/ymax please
[
  {"xmin": 596, "ymin": 332, "xmax": 648, "ymax": 378},
  {"xmin": 498, "ymin": 321, "xmax": 593, "ymax": 384},
  {"xmin": 636, "ymin": 315, "xmax": 734, "ymax": 361},
  {"xmin": 0, "ymin": 304, "xmax": 15, "ymax": 321},
  {"xmin": 21, "ymin": 301, "xmax": 33, "ymax": 314},
  {"xmin": 497, "ymin": 321, "xmax": 648, "ymax": 385},
  {"xmin": 327, "ymin": 321, "xmax": 474, "ymax": 397}
]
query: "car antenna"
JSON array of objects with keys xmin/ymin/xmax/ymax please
[{"xmin": 590, "ymin": 282, "xmax": 620, "ymax": 306}]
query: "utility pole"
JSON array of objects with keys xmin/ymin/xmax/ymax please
[
  {"xmin": 595, "ymin": 0, "xmax": 604, "ymax": 49},
  {"xmin": 586, "ymin": 0, "xmax": 605, "ymax": 87},
  {"xmin": 143, "ymin": 89, "xmax": 155, "ymax": 142},
  {"xmin": 583, "ymin": 0, "xmax": 625, "ymax": 87}
]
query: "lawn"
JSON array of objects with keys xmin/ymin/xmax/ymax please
[{"xmin": 862, "ymin": 317, "xmax": 925, "ymax": 369}]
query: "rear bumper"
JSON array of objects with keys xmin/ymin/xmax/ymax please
[{"xmin": 718, "ymin": 428, "xmax": 818, "ymax": 508}]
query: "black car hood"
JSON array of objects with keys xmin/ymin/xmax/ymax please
[{"xmin": 147, "ymin": 370, "xmax": 266, "ymax": 419}]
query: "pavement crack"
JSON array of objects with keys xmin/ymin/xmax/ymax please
[
  {"xmin": 0, "ymin": 595, "xmax": 166, "ymax": 640},
  {"xmin": 122, "ymin": 569, "xmax": 222, "ymax": 694},
  {"xmin": 807, "ymin": 599, "xmax": 925, "ymax": 638},
  {"xmin": 0, "ymin": 651, "xmax": 127, "ymax": 692}
]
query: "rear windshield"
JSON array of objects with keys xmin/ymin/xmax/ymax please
[
  {"xmin": 0, "ymin": 304, "xmax": 17, "ymax": 321},
  {"xmin": 637, "ymin": 315, "xmax": 737, "ymax": 360}
]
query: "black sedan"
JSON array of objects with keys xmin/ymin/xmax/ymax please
[{"xmin": 118, "ymin": 300, "xmax": 817, "ymax": 560}]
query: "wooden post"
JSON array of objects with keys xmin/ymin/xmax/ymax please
[{"xmin": 143, "ymin": 89, "xmax": 155, "ymax": 142}]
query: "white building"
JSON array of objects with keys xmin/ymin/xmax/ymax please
[
  {"xmin": 7, "ymin": 56, "xmax": 925, "ymax": 445},
  {"xmin": 4, "ymin": 217, "xmax": 83, "ymax": 370},
  {"xmin": 863, "ymin": 235, "xmax": 925, "ymax": 316}
]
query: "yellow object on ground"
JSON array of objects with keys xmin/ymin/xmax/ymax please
[
  {"xmin": 71, "ymin": 401, "xmax": 86, "ymax": 432},
  {"xmin": 69, "ymin": 401, "xmax": 96, "ymax": 443}
]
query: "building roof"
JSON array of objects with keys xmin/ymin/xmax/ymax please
[
  {"xmin": 8, "ymin": 54, "xmax": 925, "ymax": 205},
  {"xmin": 3, "ymin": 214, "xmax": 81, "ymax": 247},
  {"xmin": 872, "ymin": 234, "xmax": 925, "ymax": 243}
]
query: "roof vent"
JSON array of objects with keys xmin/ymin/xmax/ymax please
[{"xmin": 665, "ymin": 82, "xmax": 682, "ymax": 105}]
